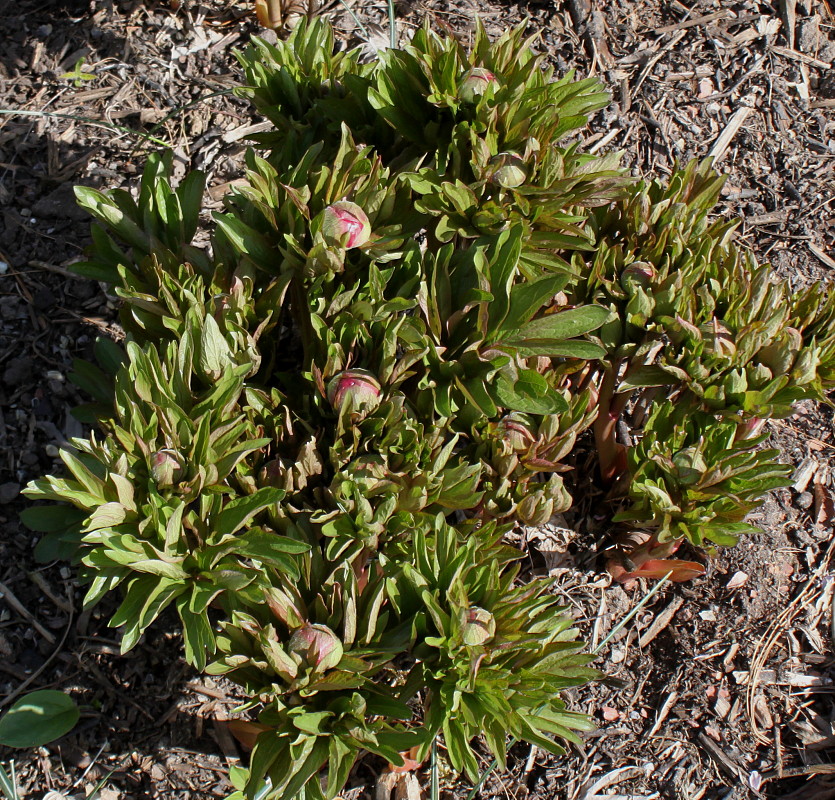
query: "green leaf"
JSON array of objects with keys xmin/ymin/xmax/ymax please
[
  {"xmin": 509, "ymin": 305, "xmax": 610, "ymax": 342},
  {"xmin": 501, "ymin": 274, "xmax": 570, "ymax": 332},
  {"xmin": 619, "ymin": 364, "xmax": 678, "ymax": 389},
  {"xmin": 0, "ymin": 690, "xmax": 79, "ymax": 748},
  {"xmin": 492, "ymin": 370, "xmax": 569, "ymax": 415},
  {"xmin": 501, "ymin": 338, "xmax": 606, "ymax": 359},
  {"xmin": 200, "ymin": 314, "xmax": 232, "ymax": 378},
  {"xmin": 20, "ymin": 504, "xmax": 85, "ymax": 533},
  {"xmin": 235, "ymin": 529, "xmax": 310, "ymax": 566},
  {"xmin": 215, "ymin": 487, "xmax": 285, "ymax": 536}
]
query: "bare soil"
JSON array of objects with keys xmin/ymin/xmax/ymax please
[{"xmin": 1, "ymin": 1, "xmax": 835, "ymax": 799}]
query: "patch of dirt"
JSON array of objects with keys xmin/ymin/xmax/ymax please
[{"xmin": 1, "ymin": 0, "xmax": 834, "ymax": 799}]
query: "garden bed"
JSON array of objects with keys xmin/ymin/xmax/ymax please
[{"xmin": 1, "ymin": 0, "xmax": 835, "ymax": 798}]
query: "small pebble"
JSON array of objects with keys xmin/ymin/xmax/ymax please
[
  {"xmin": 3, "ymin": 357, "xmax": 33, "ymax": 387},
  {"xmin": 797, "ymin": 491, "xmax": 814, "ymax": 509},
  {"xmin": 0, "ymin": 483, "xmax": 20, "ymax": 504},
  {"xmin": 45, "ymin": 444, "xmax": 60, "ymax": 458}
]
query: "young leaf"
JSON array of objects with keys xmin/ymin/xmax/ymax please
[{"xmin": 0, "ymin": 691, "xmax": 80, "ymax": 748}]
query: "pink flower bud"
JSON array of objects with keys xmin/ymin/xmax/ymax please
[
  {"xmin": 320, "ymin": 201, "xmax": 371, "ymax": 249},
  {"xmin": 326, "ymin": 370, "xmax": 382, "ymax": 415},
  {"xmin": 461, "ymin": 606, "xmax": 496, "ymax": 646},
  {"xmin": 459, "ymin": 67, "xmax": 497, "ymax": 102},
  {"xmin": 288, "ymin": 623, "xmax": 343, "ymax": 672},
  {"xmin": 150, "ymin": 449, "xmax": 184, "ymax": 487},
  {"xmin": 736, "ymin": 417, "xmax": 766, "ymax": 441},
  {"xmin": 488, "ymin": 152, "xmax": 528, "ymax": 189},
  {"xmin": 619, "ymin": 261, "xmax": 656, "ymax": 291}
]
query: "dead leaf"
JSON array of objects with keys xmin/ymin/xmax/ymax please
[
  {"xmin": 753, "ymin": 695, "xmax": 773, "ymax": 730},
  {"xmin": 814, "ymin": 479, "xmax": 834, "ymax": 526},
  {"xmin": 226, "ymin": 719, "xmax": 271, "ymax": 750},
  {"xmin": 376, "ymin": 770, "xmax": 422, "ymax": 800}
]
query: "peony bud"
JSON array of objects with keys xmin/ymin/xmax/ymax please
[
  {"xmin": 150, "ymin": 449, "xmax": 184, "ymax": 487},
  {"xmin": 320, "ymin": 201, "xmax": 371, "ymax": 249},
  {"xmin": 327, "ymin": 370, "xmax": 382, "ymax": 415},
  {"xmin": 288, "ymin": 623, "xmax": 344, "ymax": 672},
  {"xmin": 461, "ymin": 606, "xmax": 496, "ymax": 646},
  {"xmin": 458, "ymin": 67, "xmax": 497, "ymax": 102},
  {"xmin": 736, "ymin": 416, "xmax": 766, "ymax": 441},
  {"xmin": 619, "ymin": 261, "xmax": 656, "ymax": 292},
  {"xmin": 488, "ymin": 152, "xmax": 528, "ymax": 189}
]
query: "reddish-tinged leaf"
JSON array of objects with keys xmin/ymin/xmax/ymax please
[{"xmin": 608, "ymin": 557, "xmax": 705, "ymax": 585}]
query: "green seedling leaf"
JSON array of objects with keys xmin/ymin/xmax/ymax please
[{"xmin": 0, "ymin": 691, "xmax": 80, "ymax": 748}]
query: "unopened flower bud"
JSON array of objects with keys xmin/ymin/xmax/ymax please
[
  {"xmin": 461, "ymin": 606, "xmax": 496, "ymax": 646},
  {"xmin": 459, "ymin": 67, "xmax": 497, "ymax": 103},
  {"xmin": 620, "ymin": 261, "xmax": 656, "ymax": 292},
  {"xmin": 150, "ymin": 449, "xmax": 184, "ymax": 487},
  {"xmin": 288, "ymin": 623, "xmax": 343, "ymax": 672},
  {"xmin": 327, "ymin": 370, "xmax": 382, "ymax": 415},
  {"xmin": 320, "ymin": 201, "xmax": 371, "ymax": 249},
  {"xmin": 736, "ymin": 417, "xmax": 766, "ymax": 441},
  {"xmin": 488, "ymin": 152, "xmax": 528, "ymax": 189}
]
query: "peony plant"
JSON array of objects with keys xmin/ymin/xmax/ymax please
[{"xmin": 21, "ymin": 17, "xmax": 835, "ymax": 800}]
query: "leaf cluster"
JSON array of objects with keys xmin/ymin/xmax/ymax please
[{"xmin": 22, "ymin": 18, "xmax": 835, "ymax": 800}]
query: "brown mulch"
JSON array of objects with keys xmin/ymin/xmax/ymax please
[{"xmin": 1, "ymin": 0, "xmax": 835, "ymax": 798}]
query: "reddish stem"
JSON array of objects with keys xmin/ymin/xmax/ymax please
[{"xmin": 593, "ymin": 363, "xmax": 623, "ymax": 483}]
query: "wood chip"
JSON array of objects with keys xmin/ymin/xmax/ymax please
[
  {"xmin": 723, "ymin": 642, "xmax": 740, "ymax": 671},
  {"xmin": 781, "ymin": 0, "xmax": 797, "ymax": 50},
  {"xmin": 708, "ymin": 107, "xmax": 753, "ymax": 163},
  {"xmin": 771, "ymin": 45, "xmax": 832, "ymax": 68},
  {"xmin": 697, "ymin": 732, "xmax": 745, "ymax": 780},
  {"xmin": 222, "ymin": 120, "xmax": 274, "ymax": 143},
  {"xmin": 793, "ymin": 458, "xmax": 819, "ymax": 493},
  {"xmin": 753, "ymin": 695, "xmax": 774, "ymax": 729},
  {"xmin": 746, "ymin": 210, "xmax": 787, "ymax": 226},
  {"xmin": 647, "ymin": 691, "xmax": 678, "ymax": 738},
  {"xmin": 0, "ymin": 579, "xmax": 56, "ymax": 644},
  {"xmin": 652, "ymin": 9, "xmax": 735, "ymax": 35},
  {"xmin": 714, "ymin": 695, "xmax": 731, "ymax": 719},
  {"xmin": 726, "ymin": 571, "xmax": 749, "ymax": 590},
  {"xmin": 809, "ymin": 243, "xmax": 835, "ymax": 271},
  {"xmin": 639, "ymin": 596, "xmax": 684, "ymax": 648}
]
